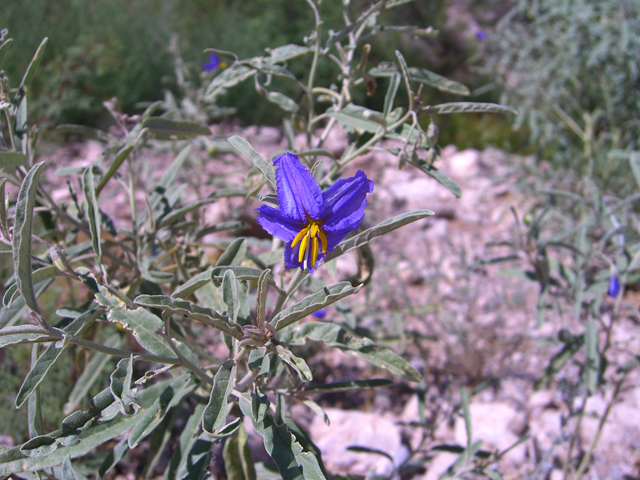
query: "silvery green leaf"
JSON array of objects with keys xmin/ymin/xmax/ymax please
[
  {"xmin": 228, "ymin": 136, "xmax": 276, "ymax": 189},
  {"xmin": 0, "ymin": 177, "xmax": 7, "ymax": 233},
  {"xmin": 0, "ymin": 37, "xmax": 13, "ymax": 67},
  {"xmin": 0, "ymin": 280, "xmax": 54, "ymax": 329},
  {"xmin": 12, "ymin": 162, "xmax": 46, "ymax": 314},
  {"xmin": 383, "ymin": 73, "xmax": 401, "ymax": 117},
  {"xmin": 95, "ymin": 144, "xmax": 134, "ymax": 195},
  {"xmin": 271, "ymin": 282, "xmax": 360, "ymax": 331},
  {"xmin": 172, "ymin": 269, "xmax": 214, "ymax": 299},
  {"xmin": 256, "ymin": 269, "xmax": 270, "ymax": 329},
  {"xmin": 164, "ymin": 403, "xmax": 206, "ymax": 480},
  {"xmin": 419, "ymin": 102, "xmax": 517, "ymax": 116},
  {"xmin": 239, "ymin": 394, "xmax": 326, "ymax": 480},
  {"xmin": 157, "ymin": 197, "xmax": 220, "ymax": 228},
  {"xmin": 222, "ymin": 423, "xmax": 257, "ymax": 480},
  {"xmin": 205, "ymin": 63, "xmax": 255, "ymax": 100},
  {"xmin": 266, "ymin": 91, "xmax": 299, "ymax": 114},
  {"xmin": 266, "ymin": 44, "xmax": 313, "ymax": 63},
  {"xmin": 203, "ymin": 47, "xmax": 238, "ymax": 62},
  {"xmin": 110, "ymin": 356, "xmax": 140, "ymax": 416},
  {"xmin": 288, "ymin": 322, "xmax": 421, "ymax": 382},
  {"xmin": 630, "ymin": 151, "xmax": 640, "ymax": 189},
  {"xmin": 202, "ymin": 360, "xmax": 236, "ymax": 436},
  {"xmin": 325, "ymin": 210, "xmax": 434, "ymax": 264},
  {"xmin": 16, "ymin": 308, "xmax": 100, "ymax": 408},
  {"xmin": 176, "ymin": 433, "xmax": 214, "ymax": 480},
  {"xmin": 301, "ymin": 399, "xmax": 329, "ymax": 425},
  {"xmin": 14, "ymin": 37, "xmax": 47, "ymax": 106},
  {"xmin": 0, "ymin": 378, "xmax": 175, "ymax": 475},
  {"xmin": 222, "ymin": 270, "xmax": 240, "ymax": 323},
  {"xmin": 141, "ymin": 117, "xmax": 210, "ymax": 140},
  {"xmin": 97, "ymin": 437, "xmax": 128, "ymax": 479},
  {"xmin": 133, "ymin": 295, "xmax": 243, "ymax": 340},
  {"xmin": 107, "ymin": 306, "xmax": 175, "ymax": 358},
  {"xmin": 327, "ymin": 108, "xmax": 384, "ymax": 133},
  {"xmin": 585, "ymin": 317, "xmax": 599, "ymax": 395},
  {"xmin": 534, "ymin": 333, "xmax": 585, "ymax": 391},
  {"xmin": 61, "ymin": 456, "xmax": 86, "ymax": 480},
  {"xmin": 303, "ymin": 379, "xmax": 393, "ymax": 393},
  {"xmin": 0, "ymin": 151, "xmax": 29, "ymax": 167},
  {"xmin": 0, "ymin": 330, "xmax": 53, "ymax": 348},
  {"xmin": 212, "ymin": 266, "xmax": 281, "ymax": 293},
  {"xmin": 82, "ymin": 167, "xmax": 102, "ymax": 263},
  {"xmin": 409, "ymin": 160, "xmax": 462, "ymax": 198},
  {"xmin": 216, "ymin": 237, "xmax": 248, "ymax": 267},
  {"xmin": 19, "ymin": 436, "xmax": 57, "ymax": 458},
  {"xmin": 408, "ymin": 68, "xmax": 470, "ymax": 96},
  {"xmin": 274, "ymin": 345, "xmax": 312, "ymax": 382},
  {"xmin": 4, "ymin": 266, "xmax": 62, "ymax": 308},
  {"xmin": 27, "ymin": 346, "xmax": 43, "ymax": 438},
  {"xmin": 128, "ymin": 374, "xmax": 195, "ymax": 448}
]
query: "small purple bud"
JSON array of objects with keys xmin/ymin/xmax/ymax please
[
  {"xmin": 203, "ymin": 53, "xmax": 221, "ymax": 72},
  {"xmin": 607, "ymin": 275, "xmax": 620, "ymax": 298},
  {"xmin": 476, "ymin": 30, "xmax": 487, "ymax": 41}
]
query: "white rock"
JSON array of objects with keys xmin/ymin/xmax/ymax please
[{"xmin": 310, "ymin": 408, "xmax": 410, "ymax": 477}]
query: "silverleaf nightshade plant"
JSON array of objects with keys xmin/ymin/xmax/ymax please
[{"xmin": 256, "ymin": 153, "xmax": 374, "ymax": 272}]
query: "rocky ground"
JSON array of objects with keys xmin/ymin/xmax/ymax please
[{"xmin": 30, "ymin": 126, "xmax": 640, "ymax": 479}]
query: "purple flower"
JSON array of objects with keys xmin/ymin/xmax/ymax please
[
  {"xmin": 203, "ymin": 53, "xmax": 221, "ymax": 72},
  {"xmin": 607, "ymin": 275, "xmax": 620, "ymax": 298},
  {"xmin": 256, "ymin": 153, "xmax": 374, "ymax": 272},
  {"xmin": 311, "ymin": 309, "xmax": 327, "ymax": 319},
  {"xmin": 476, "ymin": 30, "xmax": 487, "ymax": 41}
]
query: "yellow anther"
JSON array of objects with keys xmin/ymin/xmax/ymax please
[
  {"xmin": 318, "ymin": 230, "xmax": 328, "ymax": 254},
  {"xmin": 292, "ymin": 227, "xmax": 308, "ymax": 248},
  {"xmin": 298, "ymin": 233, "xmax": 310, "ymax": 263},
  {"xmin": 310, "ymin": 223, "xmax": 319, "ymax": 237},
  {"xmin": 311, "ymin": 237, "xmax": 319, "ymax": 268}
]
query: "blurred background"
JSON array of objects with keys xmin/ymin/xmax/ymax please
[{"xmin": 0, "ymin": 0, "xmax": 526, "ymax": 150}]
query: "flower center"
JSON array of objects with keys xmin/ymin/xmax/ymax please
[{"xmin": 291, "ymin": 218, "xmax": 328, "ymax": 270}]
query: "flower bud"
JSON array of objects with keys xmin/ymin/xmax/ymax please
[{"xmin": 427, "ymin": 119, "xmax": 439, "ymax": 148}]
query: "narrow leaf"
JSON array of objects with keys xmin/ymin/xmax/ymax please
[
  {"xmin": 82, "ymin": 167, "xmax": 102, "ymax": 263},
  {"xmin": 228, "ymin": 136, "xmax": 276, "ymax": 189},
  {"xmin": 216, "ymin": 238, "xmax": 248, "ymax": 267},
  {"xmin": 14, "ymin": 37, "xmax": 48, "ymax": 105},
  {"xmin": 223, "ymin": 424, "xmax": 257, "ymax": 480},
  {"xmin": 128, "ymin": 374, "xmax": 194, "ymax": 448},
  {"xmin": 202, "ymin": 360, "xmax": 236, "ymax": 435},
  {"xmin": 585, "ymin": 317, "xmax": 599, "ymax": 395},
  {"xmin": 410, "ymin": 160, "xmax": 462, "ymax": 198},
  {"xmin": 303, "ymin": 379, "xmax": 393, "ymax": 393},
  {"xmin": 419, "ymin": 102, "xmax": 518, "ymax": 116},
  {"xmin": 141, "ymin": 117, "xmax": 210, "ymax": 140},
  {"xmin": 107, "ymin": 306, "xmax": 175, "ymax": 358},
  {"xmin": 222, "ymin": 270, "xmax": 240, "ymax": 323},
  {"xmin": 12, "ymin": 162, "xmax": 46, "ymax": 314},
  {"xmin": 272, "ymin": 282, "xmax": 360, "ymax": 331},
  {"xmin": 324, "ymin": 210, "xmax": 433, "ymax": 263},
  {"xmin": 239, "ymin": 395, "xmax": 326, "ymax": 480},
  {"xmin": 275, "ymin": 345, "xmax": 313, "ymax": 382},
  {"xmin": 164, "ymin": 403, "xmax": 206, "ymax": 480},
  {"xmin": 383, "ymin": 73, "xmax": 401, "ymax": 117}
]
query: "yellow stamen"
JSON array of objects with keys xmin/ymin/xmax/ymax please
[
  {"xmin": 310, "ymin": 223, "xmax": 319, "ymax": 237},
  {"xmin": 311, "ymin": 237, "xmax": 319, "ymax": 268},
  {"xmin": 318, "ymin": 230, "xmax": 328, "ymax": 254},
  {"xmin": 292, "ymin": 227, "xmax": 308, "ymax": 248},
  {"xmin": 298, "ymin": 233, "xmax": 310, "ymax": 263}
]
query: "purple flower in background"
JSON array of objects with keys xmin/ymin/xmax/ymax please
[
  {"xmin": 311, "ymin": 309, "xmax": 327, "ymax": 320},
  {"xmin": 607, "ymin": 275, "xmax": 620, "ymax": 298},
  {"xmin": 476, "ymin": 30, "xmax": 487, "ymax": 41},
  {"xmin": 203, "ymin": 53, "xmax": 221, "ymax": 72},
  {"xmin": 256, "ymin": 153, "xmax": 374, "ymax": 272}
]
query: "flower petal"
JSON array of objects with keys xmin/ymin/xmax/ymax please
[
  {"xmin": 274, "ymin": 153, "xmax": 322, "ymax": 222},
  {"xmin": 255, "ymin": 205, "xmax": 303, "ymax": 242},
  {"xmin": 320, "ymin": 170, "xmax": 374, "ymax": 235}
]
